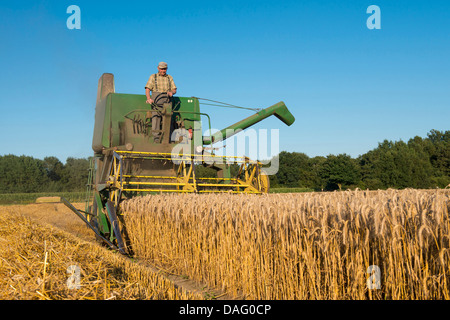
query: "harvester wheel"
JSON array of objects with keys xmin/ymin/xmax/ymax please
[
  {"xmin": 249, "ymin": 170, "xmax": 270, "ymax": 193},
  {"xmin": 261, "ymin": 174, "xmax": 270, "ymax": 193},
  {"xmin": 260, "ymin": 173, "xmax": 270, "ymax": 193}
]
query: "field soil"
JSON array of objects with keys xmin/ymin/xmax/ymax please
[{"xmin": 4, "ymin": 202, "xmax": 95, "ymax": 241}]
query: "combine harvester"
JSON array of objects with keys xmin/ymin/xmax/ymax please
[{"xmin": 63, "ymin": 73, "xmax": 295, "ymax": 254}]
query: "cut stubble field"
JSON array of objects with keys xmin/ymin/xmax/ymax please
[
  {"xmin": 1, "ymin": 189, "xmax": 449, "ymax": 300},
  {"xmin": 0, "ymin": 203, "xmax": 204, "ymax": 300}
]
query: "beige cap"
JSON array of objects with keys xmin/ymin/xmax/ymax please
[{"xmin": 158, "ymin": 61, "xmax": 168, "ymax": 69}]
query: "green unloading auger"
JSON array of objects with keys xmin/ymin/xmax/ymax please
[{"xmin": 202, "ymin": 101, "xmax": 295, "ymax": 145}]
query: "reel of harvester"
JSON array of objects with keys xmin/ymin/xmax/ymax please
[
  {"xmin": 84, "ymin": 150, "xmax": 270, "ymax": 254},
  {"xmin": 107, "ymin": 150, "xmax": 270, "ymax": 194}
]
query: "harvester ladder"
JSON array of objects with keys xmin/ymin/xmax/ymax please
[{"xmin": 84, "ymin": 156, "xmax": 96, "ymax": 217}]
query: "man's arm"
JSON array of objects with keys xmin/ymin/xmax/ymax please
[
  {"xmin": 167, "ymin": 76, "xmax": 177, "ymax": 97},
  {"xmin": 167, "ymin": 88, "xmax": 177, "ymax": 97},
  {"xmin": 145, "ymin": 87, "xmax": 153, "ymax": 104},
  {"xmin": 145, "ymin": 75, "xmax": 154, "ymax": 104}
]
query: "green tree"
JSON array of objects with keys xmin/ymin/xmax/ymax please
[
  {"xmin": 42, "ymin": 156, "xmax": 65, "ymax": 191},
  {"xmin": 425, "ymin": 130, "xmax": 450, "ymax": 187},
  {"xmin": 0, "ymin": 155, "xmax": 50, "ymax": 193},
  {"xmin": 320, "ymin": 154, "xmax": 360, "ymax": 191},
  {"xmin": 308, "ymin": 156, "xmax": 326, "ymax": 191},
  {"xmin": 360, "ymin": 136, "xmax": 437, "ymax": 189},
  {"xmin": 274, "ymin": 152, "xmax": 311, "ymax": 187},
  {"xmin": 60, "ymin": 157, "xmax": 91, "ymax": 191},
  {"xmin": 405, "ymin": 137, "xmax": 435, "ymax": 188},
  {"xmin": 359, "ymin": 140, "xmax": 397, "ymax": 189}
]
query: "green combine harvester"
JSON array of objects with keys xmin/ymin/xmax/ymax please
[{"xmin": 63, "ymin": 73, "xmax": 295, "ymax": 254}]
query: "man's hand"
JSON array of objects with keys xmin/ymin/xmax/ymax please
[
  {"xmin": 167, "ymin": 91, "xmax": 173, "ymax": 97},
  {"xmin": 146, "ymin": 98, "xmax": 153, "ymax": 104}
]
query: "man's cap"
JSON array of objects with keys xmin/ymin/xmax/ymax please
[{"xmin": 158, "ymin": 62, "xmax": 168, "ymax": 69}]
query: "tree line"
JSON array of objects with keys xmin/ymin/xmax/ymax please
[
  {"xmin": 0, "ymin": 156, "xmax": 91, "ymax": 193},
  {"xmin": 270, "ymin": 129, "xmax": 449, "ymax": 190},
  {"xmin": 0, "ymin": 129, "xmax": 448, "ymax": 193}
]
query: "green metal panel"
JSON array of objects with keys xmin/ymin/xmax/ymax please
[
  {"xmin": 94, "ymin": 192, "xmax": 110, "ymax": 236},
  {"xmin": 94, "ymin": 93, "xmax": 202, "ymax": 151},
  {"xmin": 105, "ymin": 200, "xmax": 126, "ymax": 254},
  {"xmin": 92, "ymin": 73, "xmax": 295, "ymax": 155},
  {"xmin": 92, "ymin": 74, "xmax": 114, "ymax": 153}
]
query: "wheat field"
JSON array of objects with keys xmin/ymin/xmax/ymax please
[{"xmin": 122, "ymin": 189, "xmax": 450, "ymax": 300}]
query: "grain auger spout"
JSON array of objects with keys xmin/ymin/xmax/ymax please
[
  {"xmin": 67, "ymin": 73, "xmax": 296, "ymax": 254},
  {"xmin": 202, "ymin": 101, "xmax": 295, "ymax": 145}
]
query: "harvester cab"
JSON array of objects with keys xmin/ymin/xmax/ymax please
[{"xmin": 67, "ymin": 73, "xmax": 295, "ymax": 254}]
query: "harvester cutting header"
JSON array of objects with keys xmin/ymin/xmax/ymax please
[{"xmin": 65, "ymin": 70, "xmax": 295, "ymax": 254}]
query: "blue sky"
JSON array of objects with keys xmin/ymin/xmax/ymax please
[{"xmin": 0, "ymin": 0, "xmax": 449, "ymax": 163}]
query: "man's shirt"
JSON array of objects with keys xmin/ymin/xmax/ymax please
[{"xmin": 145, "ymin": 73, "xmax": 177, "ymax": 93}]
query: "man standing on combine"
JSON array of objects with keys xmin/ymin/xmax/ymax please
[{"xmin": 145, "ymin": 62, "xmax": 177, "ymax": 142}]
